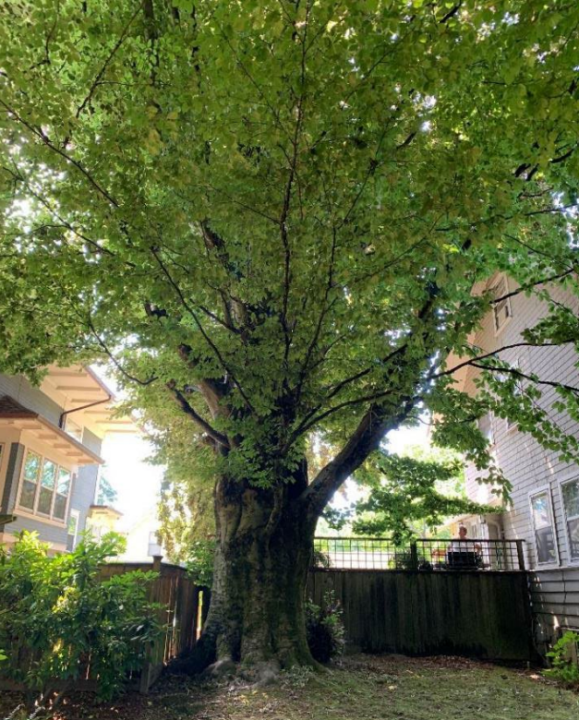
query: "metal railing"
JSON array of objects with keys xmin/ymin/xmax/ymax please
[{"xmin": 313, "ymin": 537, "xmax": 526, "ymax": 572}]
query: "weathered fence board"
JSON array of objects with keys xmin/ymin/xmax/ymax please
[
  {"xmin": 308, "ymin": 569, "xmax": 533, "ymax": 661},
  {"xmin": 102, "ymin": 562, "xmax": 205, "ymax": 692}
]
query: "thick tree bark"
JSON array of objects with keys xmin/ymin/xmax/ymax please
[{"xmin": 195, "ymin": 470, "xmax": 318, "ymax": 677}]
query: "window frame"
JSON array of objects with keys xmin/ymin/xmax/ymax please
[
  {"xmin": 528, "ymin": 485, "xmax": 560, "ymax": 569},
  {"xmin": 16, "ymin": 448, "xmax": 74, "ymax": 525},
  {"xmin": 0, "ymin": 442, "xmax": 6, "ymax": 499},
  {"xmin": 67, "ymin": 509, "xmax": 80, "ymax": 552},
  {"xmin": 491, "ymin": 274, "xmax": 513, "ymax": 336},
  {"xmin": 559, "ymin": 476, "xmax": 579, "ymax": 566}
]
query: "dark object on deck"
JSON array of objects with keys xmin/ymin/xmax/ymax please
[{"xmin": 446, "ymin": 551, "xmax": 481, "ymax": 569}]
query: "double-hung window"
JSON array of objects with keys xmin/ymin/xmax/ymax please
[
  {"xmin": 561, "ymin": 478, "xmax": 579, "ymax": 563},
  {"xmin": 17, "ymin": 450, "xmax": 73, "ymax": 522},
  {"xmin": 529, "ymin": 488, "xmax": 558, "ymax": 566}
]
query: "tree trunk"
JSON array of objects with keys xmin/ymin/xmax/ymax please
[{"xmin": 197, "ymin": 472, "xmax": 318, "ymax": 677}]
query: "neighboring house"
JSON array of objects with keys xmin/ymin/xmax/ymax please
[
  {"xmin": 118, "ymin": 508, "xmax": 166, "ymax": 563},
  {"xmin": 0, "ymin": 365, "xmax": 133, "ymax": 553},
  {"xmin": 447, "ymin": 273, "xmax": 579, "ymax": 650},
  {"xmin": 85, "ymin": 504, "xmax": 123, "ymax": 542}
]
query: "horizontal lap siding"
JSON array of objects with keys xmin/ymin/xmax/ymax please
[
  {"xmin": 0, "ymin": 374, "xmax": 63, "ymax": 426},
  {"xmin": 463, "ymin": 283, "xmax": 579, "ymax": 570},
  {"xmin": 308, "ymin": 569, "xmax": 533, "ymax": 661},
  {"xmin": 530, "ymin": 568, "xmax": 579, "ymax": 652}
]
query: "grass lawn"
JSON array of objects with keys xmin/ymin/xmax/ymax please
[{"xmin": 2, "ymin": 655, "xmax": 578, "ymax": 720}]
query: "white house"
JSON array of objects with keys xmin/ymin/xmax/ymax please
[
  {"xmin": 0, "ymin": 365, "xmax": 133, "ymax": 553},
  {"xmin": 447, "ymin": 273, "xmax": 579, "ymax": 651}
]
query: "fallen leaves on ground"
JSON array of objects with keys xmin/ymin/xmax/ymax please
[{"xmin": 1, "ymin": 654, "xmax": 577, "ymax": 720}]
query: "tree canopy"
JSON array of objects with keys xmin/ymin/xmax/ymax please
[
  {"xmin": 2, "ymin": 0, "xmax": 578, "ymax": 481},
  {"xmin": 1, "ymin": 0, "xmax": 579, "ymax": 669}
]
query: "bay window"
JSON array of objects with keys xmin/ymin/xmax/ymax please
[{"xmin": 17, "ymin": 449, "xmax": 73, "ymax": 523}]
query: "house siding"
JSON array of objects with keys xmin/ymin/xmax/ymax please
[
  {"xmin": 461, "ymin": 278, "xmax": 579, "ymax": 647},
  {"xmin": 70, "ymin": 465, "xmax": 101, "ymax": 535},
  {"xmin": 0, "ymin": 373, "xmax": 105, "ymax": 549},
  {"xmin": 7, "ymin": 514, "xmax": 69, "ymax": 548},
  {"xmin": 0, "ymin": 374, "xmax": 63, "ymax": 426},
  {"xmin": 81, "ymin": 427, "xmax": 102, "ymax": 457},
  {"xmin": 529, "ymin": 567, "xmax": 579, "ymax": 655}
]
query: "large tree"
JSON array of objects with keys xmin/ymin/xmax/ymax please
[{"xmin": 1, "ymin": 1, "xmax": 579, "ymax": 676}]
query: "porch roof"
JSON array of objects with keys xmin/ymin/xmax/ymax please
[{"xmin": 0, "ymin": 395, "xmax": 104, "ymax": 466}]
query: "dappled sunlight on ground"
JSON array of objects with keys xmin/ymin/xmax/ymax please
[{"xmin": 1, "ymin": 655, "xmax": 578, "ymax": 720}]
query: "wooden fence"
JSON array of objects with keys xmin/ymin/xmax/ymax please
[
  {"xmin": 308, "ymin": 568, "xmax": 534, "ymax": 661},
  {"xmin": 101, "ymin": 560, "xmax": 209, "ymax": 692}
]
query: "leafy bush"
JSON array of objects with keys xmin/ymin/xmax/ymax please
[
  {"xmin": 185, "ymin": 538, "xmax": 216, "ymax": 587},
  {"xmin": 0, "ymin": 531, "xmax": 162, "ymax": 709},
  {"xmin": 306, "ymin": 591, "xmax": 346, "ymax": 664},
  {"xmin": 544, "ymin": 631, "xmax": 579, "ymax": 687}
]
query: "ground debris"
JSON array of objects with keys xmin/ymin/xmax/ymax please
[{"xmin": 1, "ymin": 654, "xmax": 577, "ymax": 720}]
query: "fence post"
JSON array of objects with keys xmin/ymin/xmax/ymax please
[
  {"xmin": 410, "ymin": 542, "xmax": 419, "ymax": 570},
  {"xmin": 515, "ymin": 540, "xmax": 526, "ymax": 571}
]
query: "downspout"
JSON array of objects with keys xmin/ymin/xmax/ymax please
[{"xmin": 58, "ymin": 394, "xmax": 112, "ymax": 430}]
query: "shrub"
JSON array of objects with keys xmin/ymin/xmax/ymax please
[
  {"xmin": 0, "ymin": 531, "xmax": 162, "ymax": 710},
  {"xmin": 185, "ymin": 538, "xmax": 216, "ymax": 587},
  {"xmin": 306, "ymin": 591, "xmax": 346, "ymax": 664},
  {"xmin": 544, "ymin": 631, "xmax": 579, "ymax": 687}
]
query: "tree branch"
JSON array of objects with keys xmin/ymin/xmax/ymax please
[
  {"xmin": 86, "ymin": 318, "xmax": 157, "ymax": 386},
  {"xmin": 300, "ymin": 398, "xmax": 415, "ymax": 515},
  {"xmin": 469, "ymin": 361, "xmax": 579, "ymax": 395},
  {"xmin": 0, "ymin": 98, "xmax": 120, "ymax": 208},
  {"xmin": 489, "ymin": 266, "xmax": 577, "ymax": 307},
  {"xmin": 435, "ymin": 340, "xmax": 577, "ymax": 380},
  {"xmin": 74, "ymin": 2, "xmax": 144, "ymax": 120},
  {"xmin": 150, "ymin": 246, "xmax": 255, "ymax": 411},
  {"xmin": 166, "ymin": 381, "xmax": 231, "ymax": 448}
]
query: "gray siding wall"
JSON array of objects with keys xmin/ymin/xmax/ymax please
[
  {"xmin": 81, "ymin": 427, "xmax": 102, "ymax": 456},
  {"xmin": 70, "ymin": 464, "xmax": 100, "ymax": 535},
  {"xmin": 462, "ymin": 280, "xmax": 579, "ymax": 569},
  {"xmin": 0, "ymin": 374, "xmax": 63, "ymax": 426},
  {"xmin": 8, "ymin": 514, "xmax": 69, "ymax": 547},
  {"xmin": 530, "ymin": 567, "xmax": 579, "ymax": 653}
]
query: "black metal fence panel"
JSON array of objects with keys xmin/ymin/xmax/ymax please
[{"xmin": 313, "ymin": 537, "xmax": 526, "ymax": 571}]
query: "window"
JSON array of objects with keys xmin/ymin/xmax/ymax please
[
  {"xmin": 561, "ymin": 479, "xmax": 579, "ymax": 562},
  {"xmin": 529, "ymin": 489, "xmax": 558, "ymax": 566},
  {"xmin": 148, "ymin": 531, "xmax": 163, "ymax": 557},
  {"xmin": 19, "ymin": 451, "xmax": 41, "ymax": 510},
  {"xmin": 17, "ymin": 450, "xmax": 73, "ymax": 523},
  {"xmin": 491, "ymin": 275, "xmax": 512, "ymax": 333},
  {"xmin": 67, "ymin": 510, "xmax": 80, "ymax": 552}
]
